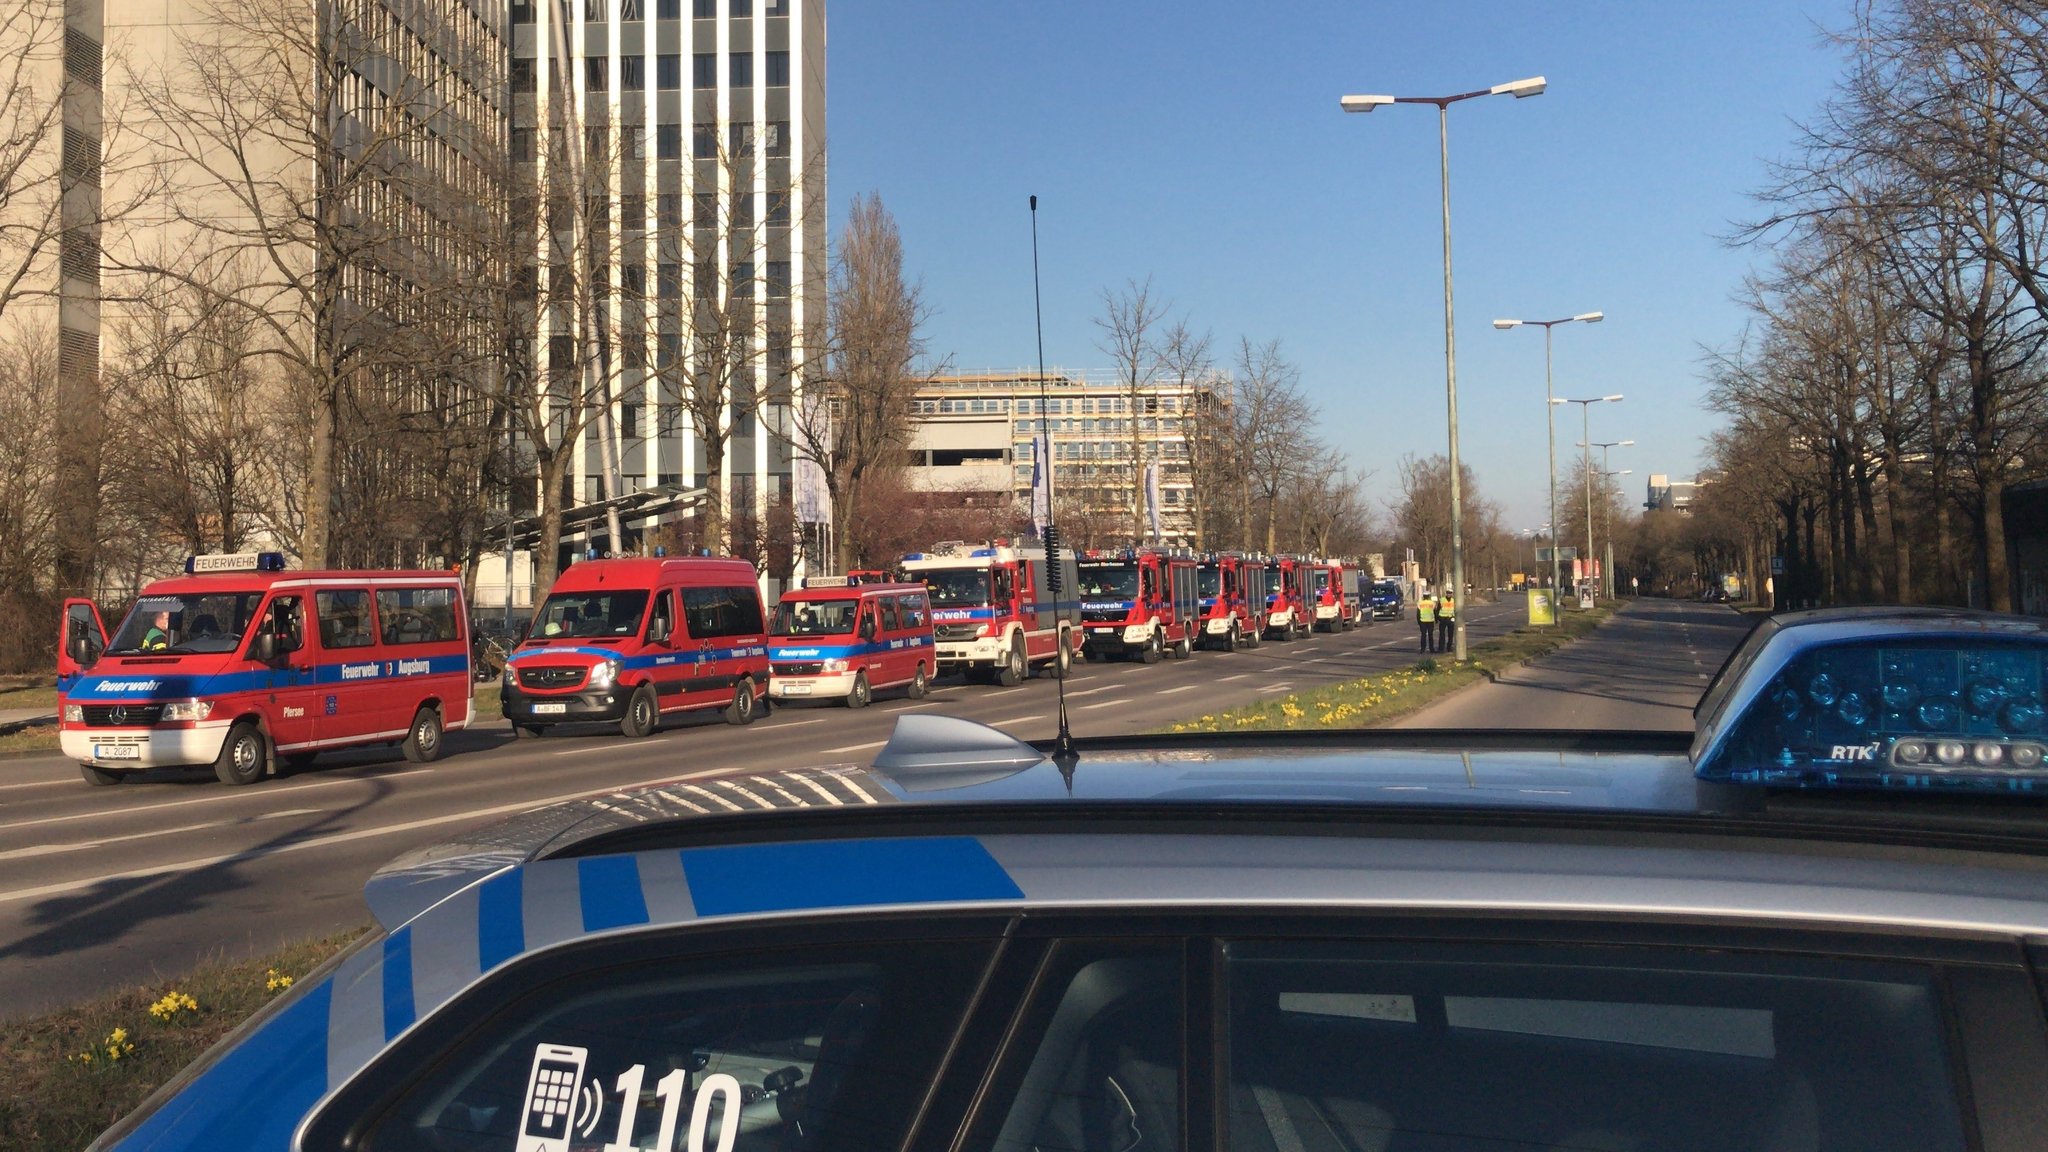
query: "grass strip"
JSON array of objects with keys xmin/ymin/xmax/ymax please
[
  {"xmin": 1167, "ymin": 604, "xmax": 1616, "ymax": 733},
  {"xmin": 0, "ymin": 928, "xmax": 370, "ymax": 1152}
]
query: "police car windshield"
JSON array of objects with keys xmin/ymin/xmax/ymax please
[
  {"xmin": 528, "ymin": 591, "xmax": 649, "ymax": 641},
  {"xmin": 923, "ymin": 569, "xmax": 989, "ymax": 607},
  {"xmin": 771, "ymin": 600, "xmax": 859, "ymax": 636},
  {"xmin": 106, "ymin": 593, "xmax": 266, "ymax": 655},
  {"xmin": 1198, "ymin": 567, "xmax": 1223, "ymax": 598},
  {"xmin": 1079, "ymin": 563, "xmax": 1140, "ymax": 599}
]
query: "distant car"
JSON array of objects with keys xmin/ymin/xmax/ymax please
[
  {"xmin": 1368, "ymin": 580, "xmax": 1403, "ymax": 619},
  {"xmin": 92, "ymin": 607, "xmax": 2048, "ymax": 1152}
]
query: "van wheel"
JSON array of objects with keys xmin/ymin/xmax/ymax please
[
  {"xmin": 214, "ymin": 722, "xmax": 268, "ymax": 786},
  {"xmin": 998, "ymin": 637, "xmax": 1026, "ymax": 687},
  {"xmin": 908, "ymin": 664, "xmax": 929, "ymax": 699},
  {"xmin": 1140, "ymin": 629, "xmax": 1163, "ymax": 664},
  {"xmin": 726, "ymin": 679, "xmax": 758, "ymax": 725},
  {"xmin": 80, "ymin": 763, "xmax": 120, "ymax": 786},
  {"xmin": 401, "ymin": 707, "xmax": 444, "ymax": 763},
  {"xmin": 620, "ymin": 686, "xmax": 659, "ymax": 738},
  {"xmin": 846, "ymin": 673, "xmax": 872, "ymax": 709}
]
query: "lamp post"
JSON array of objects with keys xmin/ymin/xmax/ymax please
[
  {"xmin": 1586, "ymin": 439, "xmax": 1632, "ymax": 597},
  {"xmin": 1553, "ymin": 394, "xmax": 1622, "ymax": 601},
  {"xmin": 1492, "ymin": 311, "xmax": 1601, "ymax": 617},
  {"xmin": 1343, "ymin": 75, "xmax": 1545, "ymax": 661}
]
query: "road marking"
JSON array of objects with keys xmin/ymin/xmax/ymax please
[
  {"xmin": 0, "ymin": 778, "xmax": 77, "ymax": 793},
  {"xmin": 768, "ymin": 717, "xmax": 831, "ymax": 728},
  {"xmin": 1076, "ymin": 700, "xmax": 1123, "ymax": 711},
  {"xmin": 1257, "ymin": 683, "xmax": 1295, "ymax": 694},
  {"xmin": 0, "ymin": 765, "xmax": 750, "ymax": 906},
  {"xmin": 0, "ymin": 807, "xmax": 332, "ymax": 863},
  {"xmin": 1061, "ymin": 684, "xmax": 1119, "ymax": 698},
  {"xmin": 1158, "ymin": 685, "xmax": 1196, "ymax": 695},
  {"xmin": 551, "ymin": 743, "xmax": 643, "ymax": 757},
  {"xmin": 1219, "ymin": 674, "xmax": 1251, "ymax": 682},
  {"xmin": 820, "ymin": 740, "xmax": 886, "ymax": 754},
  {"xmin": 985, "ymin": 715, "xmax": 1042, "ymax": 726},
  {"xmin": 0, "ymin": 775, "xmax": 378, "ymax": 833}
]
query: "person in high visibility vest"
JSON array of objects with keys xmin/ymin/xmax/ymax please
[
  {"xmin": 1416, "ymin": 591, "xmax": 1438, "ymax": 653},
  {"xmin": 1437, "ymin": 591, "xmax": 1457, "ymax": 654}
]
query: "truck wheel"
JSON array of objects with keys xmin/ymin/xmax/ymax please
[
  {"xmin": 80, "ymin": 763, "xmax": 120, "ymax": 786},
  {"xmin": 401, "ymin": 706, "xmax": 444, "ymax": 763},
  {"xmin": 846, "ymin": 672, "xmax": 872, "ymax": 709},
  {"xmin": 998, "ymin": 637, "xmax": 1026, "ymax": 687},
  {"xmin": 1140, "ymin": 629, "xmax": 1163, "ymax": 664},
  {"xmin": 908, "ymin": 664, "xmax": 929, "ymax": 699},
  {"xmin": 1175, "ymin": 632, "xmax": 1194, "ymax": 659},
  {"xmin": 214, "ymin": 722, "xmax": 268, "ymax": 786},
  {"xmin": 726, "ymin": 678, "xmax": 758, "ymax": 725},
  {"xmin": 1243, "ymin": 623, "xmax": 1260, "ymax": 648},
  {"xmin": 620, "ymin": 686, "xmax": 660, "ymax": 737},
  {"xmin": 1043, "ymin": 635, "xmax": 1073, "ymax": 679}
]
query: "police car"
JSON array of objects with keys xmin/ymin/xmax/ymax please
[{"xmin": 92, "ymin": 607, "xmax": 2048, "ymax": 1152}]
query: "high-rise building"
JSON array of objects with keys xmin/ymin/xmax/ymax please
[{"xmin": 512, "ymin": 0, "xmax": 825, "ymax": 569}]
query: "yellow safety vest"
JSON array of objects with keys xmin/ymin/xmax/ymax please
[
  {"xmin": 1417, "ymin": 599, "xmax": 1437, "ymax": 623},
  {"xmin": 1439, "ymin": 598, "xmax": 1456, "ymax": 619}
]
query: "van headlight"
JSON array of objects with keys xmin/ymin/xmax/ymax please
[
  {"xmin": 161, "ymin": 700, "xmax": 214, "ymax": 722},
  {"xmin": 63, "ymin": 704, "xmax": 82, "ymax": 723},
  {"xmin": 588, "ymin": 659, "xmax": 620, "ymax": 689},
  {"xmin": 821, "ymin": 657, "xmax": 849, "ymax": 673}
]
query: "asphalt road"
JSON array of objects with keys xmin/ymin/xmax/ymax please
[
  {"xmin": 1394, "ymin": 598, "xmax": 1756, "ymax": 731},
  {"xmin": 0, "ymin": 599, "xmax": 1525, "ymax": 1021}
]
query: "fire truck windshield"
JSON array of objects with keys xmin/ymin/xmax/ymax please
[
  {"xmin": 771, "ymin": 601, "xmax": 859, "ymax": 636},
  {"xmin": 107, "ymin": 593, "xmax": 267, "ymax": 655},
  {"xmin": 1197, "ymin": 567, "xmax": 1224, "ymax": 598},
  {"xmin": 922, "ymin": 569, "xmax": 990, "ymax": 607},
  {"xmin": 1078, "ymin": 563, "xmax": 1140, "ymax": 599},
  {"xmin": 529, "ymin": 590, "xmax": 649, "ymax": 640}
]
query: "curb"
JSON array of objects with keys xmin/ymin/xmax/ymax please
[{"xmin": 0, "ymin": 714, "xmax": 56, "ymax": 736}]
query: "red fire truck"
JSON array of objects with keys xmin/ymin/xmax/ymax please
[
  {"xmin": 1312, "ymin": 559, "xmax": 1367, "ymax": 632},
  {"xmin": 899, "ymin": 540, "xmax": 1080, "ymax": 684},
  {"xmin": 1264, "ymin": 554, "xmax": 1314, "ymax": 641},
  {"xmin": 1076, "ymin": 548, "xmax": 1203, "ymax": 662},
  {"xmin": 1196, "ymin": 552, "xmax": 1265, "ymax": 650}
]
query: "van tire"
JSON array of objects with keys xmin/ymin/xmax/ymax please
[
  {"xmin": 620, "ymin": 686, "xmax": 659, "ymax": 737},
  {"xmin": 997, "ymin": 637, "xmax": 1027, "ymax": 687},
  {"xmin": 80, "ymin": 763, "xmax": 120, "ymax": 786},
  {"xmin": 401, "ymin": 707, "xmax": 444, "ymax": 763},
  {"xmin": 214, "ymin": 722, "xmax": 268, "ymax": 786},
  {"xmin": 908, "ymin": 664, "xmax": 929, "ymax": 699},
  {"xmin": 726, "ymin": 679, "xmax": 758, "ymax": 725},
  {"xmin": 847, "ymin": 673, "xmax": 871, "ymax": 709},
  {"xmin": 1140, "ymin": 629, "xmax": 1163, "ymax": 664}
]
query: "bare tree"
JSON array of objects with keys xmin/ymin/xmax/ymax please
[
  {"xmin": 0, "ymin": 0, "xmax": 65, "ymax": 329},
  {"xmin": 791, "ymin": 193, "xmax": 931, "ymax": 571},
  {"xmin": 1155, "ymin": 319, "xmax": 1217, "ymax": 548},
  {"xmin": 1229, "ymin": 337, "xmax": 1313, "ymax": 553},
  {"xmin": 1094, "ymin": 277, "xmax": 1167, "ymax": 542}
]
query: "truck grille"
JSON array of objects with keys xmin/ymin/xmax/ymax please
[
  {"xmin": 82, "ymin": 704, "xmax": 164, "ymax": 727},
  {"xmin": 517, "ymin": 666, "xmax": 586, "ymax": 690},
  {"xmin": 936, "ymin": 624, "xmax": 981, "ymax": 642},
  {"xmin": 774, "ymin": 662, "xmax": 824, "ymax": 676},
  {"xmin": 1081, "ymin": 608, "xmax": 1126, "ymax": 624}
]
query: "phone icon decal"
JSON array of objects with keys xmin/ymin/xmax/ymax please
[{"xmin": 516, "ymin": 1042, "xmax": 589, "ymax": 1152}]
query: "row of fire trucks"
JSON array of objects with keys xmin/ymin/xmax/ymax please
[{"xmin": 887, "ymin": 539, "xmax": 1370, "ymax": 680}]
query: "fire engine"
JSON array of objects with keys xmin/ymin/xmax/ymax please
[
  {"xmin": 1313, "ymin": 558, "xmax": 1367, "ymax": 632},
  {"xmin": 1264, "ymin": 554, "xmax": 1314, "ymax": 641},
  {"xmin": 898, "ymin": 540, "xmax": 1079, "ymax": 685},
  {"xmin": 1196, "ymin": 552, "xmax": 1265, "ymax": 650},
  {"xmin": 1076, "ymin": 548, "xmax": 1203, "ymax": 662}
]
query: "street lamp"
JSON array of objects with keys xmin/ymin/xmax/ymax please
[
  {"xmin": 1584, "ymin": 440, "xmax": 1633, "ymax": 597},
  {"xmin": 1493, "ymin": 311, "xmax": 1600, "ymax": 615},
  {"xmin": 1344, "ymin": 75, "xmax": 1545, "ymax": 661},
  {"xmin": 1553, "ymin": 394, "xmax": 1622, "ymax": 600}
]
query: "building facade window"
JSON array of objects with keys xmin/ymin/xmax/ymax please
[
  {"xmin": 656, "ymin": 123, "xmax": 681, "ymax": 159},
  {"xmin": 693, "ymin": 123, "xmax": 716, "ymax": 158},
  {"xmin": 657, "ymin": 53, "xmax": 680, "ymax": 89},
  {"xmin": 730, "ymin": 0, "xmax": 751, "ymax": 15},
  {"xmin": 693, "ymin": 52, "xmax": 716, "ymax": 89},
  {"xmin": 729, "ymin": 52, "xmax": 752, "ymax": 87},
  {"xmin": 621, "ymin": 56, "xmax": 644, "ymax": 90},
  {"xmin": 693, "ymin": 0, "xmax": 714, "ymax": 15},
  {"xmin": 766, "ymin": 50, "xmax": 789, "ymax": 86},
  {"xmin": 585, "ymin": 58, "xmax": 607, "ymax": 91}
]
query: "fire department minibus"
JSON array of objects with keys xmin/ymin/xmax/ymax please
[
  {"xmin": 500, "ymin": 556, "xmax": 770, "ymax": 737},
  {"xmin": 56, "ymin": 553, "xmax": 472, "ymax": 787},
  {"xmin": 768, "ymin": 578, "xmax": 936, "ymax": 707}
]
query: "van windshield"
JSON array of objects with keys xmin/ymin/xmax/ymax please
[
  {"xmin": 772, "ymin": 601, "xmax": 859, "ymax": 636},
  {"xmin": 107, "ymin": 593, "xmax": 267, "ymax": 655},
  {"xmin": 921, "ymin": 569, "xmax": 989, "ymax": 607},
  {"xmin": 529, "ymin": 590, "xmax": 650, "ymax": 640}
]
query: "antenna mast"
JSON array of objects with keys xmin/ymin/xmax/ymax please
[{"xmin": 1030, "ymin": 196, "xmax": 1077, "ymax": 775}]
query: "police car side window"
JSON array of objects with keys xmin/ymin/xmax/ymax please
[
  {"xmin": 315, "ymin": 590, "xmax": 376, "ymax": 649},
  {"xmin": 1223, "ymin": 941, "xmax": 1966, "ymax": 1152},
  {"xmin": 350, "ymin": 938, "xmax": 996, "ymax": 1152}
]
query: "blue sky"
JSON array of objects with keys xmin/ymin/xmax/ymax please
[{"xmin": 825, "ymin": 0, "xmax": 1852, "ymax": 530}]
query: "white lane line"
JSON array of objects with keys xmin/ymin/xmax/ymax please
[
  {"xmin": 1157, "ymin": 685, "xmax": 1196, "ymax": 695},
  {"xmin": 0, "ymin": 765, "xmax": 749, "ymax": 906},
  {"xmin": 0, "ymin": 774, "xmax": 378, "ymax": 833},
  {"xmin": 884, "ymin": 701, "xmax": 944, "ymax": 712},
  {"xmin": 551, "ymin": 743, "xmax": 641, "ymax": 757},
  {"xmin": 0, "ymin": 807, "xmax": 332, "ymax": 862},
  {"xmin": 770, "ymin": 716, "xmax": 832, "ymax": 727},
  {"xmin": 1060, "ymin": 684, "xmax": 1119, "ymax": 698},
  {"xmin": 1076, "ymin": 700, "xmax": 1123, "ymax": 711},
  {"xmin": 0, "ymin": 778, "xmax": 76, "ymax": 793},
  {"xmin": 985, "ymin": 715, "xmax": 1042, "ymax": 726},
  {"xmin": 1257, "ymin": 683, "xmax": 1295, "ymax": 694},
  {"xmin": 820, "ymin": 740, "xmax": 886, "ymax": 754},
  {"xmin": 1218, "ymin": 673, "xmax": 1251, "ymax": 683}
]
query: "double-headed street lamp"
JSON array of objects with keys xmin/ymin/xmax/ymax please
[
  {"xmin": 1553, "ymin": 394, "xmax": 1622, "ymax": 598},
  {"xmin": 1343, "ymin": 75, "xmax": 1545, "ymax": 661},
  {"xmin": 1493, "ymin": 312, "xmax": 1601, "ymax": 610}
]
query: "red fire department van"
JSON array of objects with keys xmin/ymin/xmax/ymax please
[
  {"xmin": 1264, "ymin": 555, "xmax": 1314, "ymax": 641},
  {"xmin": 899, "ymin": 540, "xmax": 1080, "ymax": 685},
  {"xmin": 500, "ymin": 556, "xmax": 769, "ymax": 737},
  {"xmin": 1076, "ymin": 547, "xmax": 1203, "ymax": 662},
  {"xmin": 768, "ymin": 578, "xmax": 936, "ymax": 707},
  {"xmin": 1196, "ymin": 552, "xmax": 1265, "ymax": 650},
  {"xmin": 56, "ymin": 553, "xmax": 471, "ymax": 787}
]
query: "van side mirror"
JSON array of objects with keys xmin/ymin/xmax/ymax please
[
  {"xmin": 249, "ymin": 633, "xmax": 277, "ymax": 664},
  {"xmin": 860, "ymin": 616, "xmax": 878, "ymax": 641},
  {"xmin": 67, "ymin": 632, "xmax": 97, "ymax": 668},
  {"xmin": 66, "ymin": 608, "xmax": 102, "ymax": 669},
  {"xmin": 651, "ymin": 619, "xmax": 671, "ymax": 645}
]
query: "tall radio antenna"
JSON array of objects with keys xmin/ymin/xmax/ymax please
[{"xmin": 1030, "ymin": 196, "xmax": 1076, "ymax": 773}]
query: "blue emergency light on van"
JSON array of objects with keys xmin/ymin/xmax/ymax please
[{"xmin": 1692, "ymin": 608, "xmax": 2048, "ymax": 793}]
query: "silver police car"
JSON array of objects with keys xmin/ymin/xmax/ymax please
[{"xmin": 92, "ymin": 608, "xmax": 2048, "ymax": 1152}]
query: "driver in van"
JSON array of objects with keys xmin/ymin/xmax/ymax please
[{"xmin": 141, "ymin": 610, "xmax": 172, "ymax": 651}]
